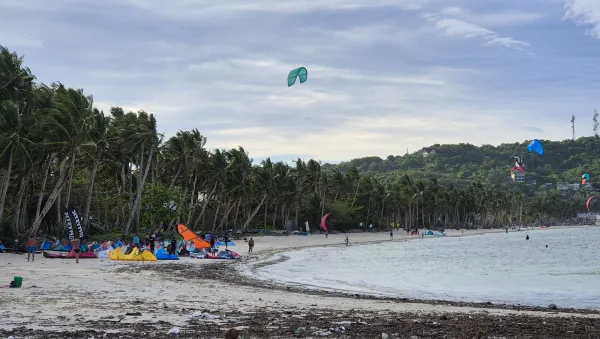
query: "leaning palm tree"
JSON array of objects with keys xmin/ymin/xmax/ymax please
[
  {"xmin": 29, "ymin": 85, "xmax": 97, "ymax": 236},
  {"xmin": 0, "ymin": 46, "xmax": 36, "ymax": 223}
]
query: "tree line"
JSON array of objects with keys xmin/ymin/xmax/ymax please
[{"xmin": 0, "ymin": 46, "xmax": 590, "ymax": 244}]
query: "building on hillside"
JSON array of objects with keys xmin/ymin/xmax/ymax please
[
  {"xmin": 421, "ymin": 147, "xmax": 436, "ymax": 157},
  {"xmin": 576, "ymin": 213, "xmax": 600, "ymax": 225},
  {"xmin": 510, "ymin": 170, "xmax": 525, "ymax": 183},
  {"xmin": 557, "ymin": 182, "xmax": 579, "ymax": 191}
]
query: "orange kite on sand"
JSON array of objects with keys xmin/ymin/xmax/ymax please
[{"xmin": 177, "ymin": 223, "xmax": 211, "ymax": 249}]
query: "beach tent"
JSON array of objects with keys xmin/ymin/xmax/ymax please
[
  {"xmin": 177, "ymin": 224, "xmax": 211, "ymax": 250},
  {"xmin": 155, "ymin": 248, "xmax": 179, "ymax": 260},
  {"xmin": 109, "ymin": 247, "xmax": 157, "ymax": 261},
  {"xmin": 43, "ymin": 250, "xmax": 98, "ymax": 259}
]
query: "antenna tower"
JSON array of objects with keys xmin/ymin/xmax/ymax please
[
  {"xmin": 571, "ymin": 114, "xmax": 576, "ymax": 140},
  {"xmin": 594, "ymin": 109, "xmax": 599, "ymax": 137}
]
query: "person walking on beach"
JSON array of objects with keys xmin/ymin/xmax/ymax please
[
  {"xmin": 27, "ymin": 236, "xmax": 37, "ymax": 262},
  {"xmin": 248, "ymin": 237, "xmax": 254, "ymax": 253},
  {"xmin": 390, "ymin": 229, "xmax": 393, "ymax": 240},
  {"xmin": 71, "ymin": 237, "xmax": 81, "ymax": 263},
  {"xmin": 345, "ymin": 235, "xmax": 349, "ymax": 246}
]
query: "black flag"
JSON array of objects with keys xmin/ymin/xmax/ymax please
[
  {"xmin": 64, "ymin": 209, "xmax": 74, "ymax": 241},
  {"xmin": 64, "ymin": 208, "xmax": 84, "ymax": 240}
]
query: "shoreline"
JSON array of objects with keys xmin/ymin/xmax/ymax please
[
  {"xmin": 2, "ymin": 226, "xmax": 600, "ymax": 338},
  {"xmin": 233, "ymin": 226, "xmax": 600, "ymax": 315}
]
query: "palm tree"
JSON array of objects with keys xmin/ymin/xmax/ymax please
[{"xmin": 29, "ymin": 86, "xmax": 97, "ymax": 236}]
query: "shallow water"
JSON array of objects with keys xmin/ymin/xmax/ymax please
[{"xmin": 253, "ymin": 227, "xmax": 600, "ymax": 308}]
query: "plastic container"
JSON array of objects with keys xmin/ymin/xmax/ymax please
[{"xmin": 13, "ymin": 276, "xmax": 22, "ymax": 288}]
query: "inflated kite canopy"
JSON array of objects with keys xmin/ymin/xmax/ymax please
[
  {"xmin": 177, "ymin": 223, "xmax": 211, "ymax": 249},
  {"xmin": 288, "ymin": 67, "xmax": 308, "ymax": 87},
  {"xmin": 586, "ymin": 196, "xmax": 597, "ymax": 212},
  {"xmin": 527, "ymin": 139, "xmax": 544, "ymax": 156},
  {"xmin": 321, "ymin": 213, "xmax": 329, "ymax": 231}
]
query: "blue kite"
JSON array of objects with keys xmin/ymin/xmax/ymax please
[{"xmin": 527, "ymin": 139, "xmax": 544, "ymax": 156}]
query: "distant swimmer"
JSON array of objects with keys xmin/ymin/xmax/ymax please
[
  {"xmin": 546, "ymin": 244, "xmax": 548, "ymax": 248},
  {"xmin": 526, "ymin": 235, "xmax": 530, "ymax": 240}
]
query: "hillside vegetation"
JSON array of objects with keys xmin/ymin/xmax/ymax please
[{"xmin": 325, "ymin": 138, "xmax": 600, "ymax": 187}]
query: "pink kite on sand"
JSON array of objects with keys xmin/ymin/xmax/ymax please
[{"xmin": 321, "ymin": 214, "xmax": 329, "ymax": 231}]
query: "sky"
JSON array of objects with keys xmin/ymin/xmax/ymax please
[{"xmin": 1, "ymin": 0, "xmax": 600, "ymax": 163}]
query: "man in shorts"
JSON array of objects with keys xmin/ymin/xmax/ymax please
[
  {"xmin": 71, "ymin": 237, "xmax": 81, "ymax": 263},
  {"xmin": 27, "ymin": 236, "xmax": 37, "ymax": 262}
]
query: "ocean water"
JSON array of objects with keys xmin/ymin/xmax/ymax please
[{"xmin": 251, "ymin": 227, "xmax": 600, "ymax": 309}]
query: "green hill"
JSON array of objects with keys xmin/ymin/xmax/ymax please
[{"xmin": 324, "ymin": 137, "xmax": 600, "ymax": 187}]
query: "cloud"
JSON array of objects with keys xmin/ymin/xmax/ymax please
[
  {"xmin": 439, "ymin": 7, "xmax": 543, "ymax": 27},
  {"xmin": 0, "ymin": 30, "xmax": 42, "ymax": 49},
  {"xmin": 525, "ymin": 126, "xmax": 544, "ymax": 133},
  {"xmin": 0, "ymin": 0, "xmax": 598, "ymax": 162},
  {"xmin": 422, "ymin": 13, "xmax": 531, "ymax": 49},
  {"xmin": 120, "ymin": 0, "xmax": 428, "ymax": 18},
  {"xmin": 564, "ymin": 0, "xmax": 600, "ymax": 38}
]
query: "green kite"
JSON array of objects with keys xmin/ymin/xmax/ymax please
[{"xmin": 288, "ymin": 67, "xmax": 307, "ymax": 87}]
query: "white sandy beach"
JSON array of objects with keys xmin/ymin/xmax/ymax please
[{"xmin": 1, "ymin": 227, "xmax": 598, "ymax": 338}]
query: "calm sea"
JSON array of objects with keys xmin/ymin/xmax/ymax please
[{"xmin": 251, "ymin": 227, "xmax": 600, "ymax": 308}]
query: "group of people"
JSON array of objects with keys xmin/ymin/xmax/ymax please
[{"xmin": 26, "ymin": 235, "xmax": 83, "ymax": 263}]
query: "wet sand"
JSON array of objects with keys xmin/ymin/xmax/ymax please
[{"xmin": 2, "ymin": 228, "xmax": 599, "ymax": 338}]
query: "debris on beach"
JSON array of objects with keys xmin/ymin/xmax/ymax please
[
  {"xmin": 313, "ymin": 330, "xmax": 332, "ymax": 336},
  {"xmin": 167, "ymin": 327, "xmax": 180, "ymax": 335},
  {"xmin": 224, "ymin": 328, "xmax": 240, "ymax": 339},
  {"xmin": 189, "ymin": 311, "xmax": 219, "ymax": 319}
]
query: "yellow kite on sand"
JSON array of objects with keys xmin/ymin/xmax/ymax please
[{"xmin": 109, "ymin": 247, "xmax": 157, "ymax": 261}]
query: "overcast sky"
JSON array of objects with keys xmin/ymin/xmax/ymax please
[{"xmin": 1, "ymin": 0, "xmax": 599, "ymax": 163}]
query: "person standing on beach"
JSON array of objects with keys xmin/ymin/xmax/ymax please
[
  {"xmin": 169, "ymin": 239, "xmax": 177, "ymax": 256},
  {"xmin": 224, "ymin": 233, "xmax": 230, "ymax": 250},
  {"xmin": 345, "ymin": 235, "xmax": 349, "ymax": 246},
  {"xmin": 248, "ymin": 237, "xmax": 254, "ymax": 253},
  {"xmin": 27, "ymin": 236, "xmax": 37, "ymax": 262},
  {"xmin": 71, "ymin": 237, "xmax": 81, "ymax": 263},
  {"xmin": 390, "ymin": 229, "xmax": 393, "ymax": 240},
  {"xmin": 149, "ymin": 234, "xmax": 156, "ymax": 253}
]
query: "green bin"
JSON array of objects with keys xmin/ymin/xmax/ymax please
[{"xmin": 13, "ymin": 276, "xmax": 22, "ymax": 288}]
